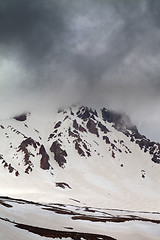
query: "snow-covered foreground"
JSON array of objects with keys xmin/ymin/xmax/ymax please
[{"xmin": 0, "ymin": 196, "xmax": 160, "ymax": 240}]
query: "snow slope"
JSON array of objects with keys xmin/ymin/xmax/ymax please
[
  {"xmin": 0, "ymin": 106, "xmax": 160, "ymax": 212},
  {"xmin": 0, "ymin": 196, "xmax": 160, "ymax": 240}
]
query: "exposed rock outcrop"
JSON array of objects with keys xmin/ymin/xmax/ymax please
[
  {"xmin": 73, "ymin": 119, "xmax": 86, "ymax": 133},
  {"xmin": 77, "ymin": 106, "xmax": 98, "ymax": 121},
  {"xmin": 50, "ymin": 140, "xmax": 67, "ymax": 168},
  {"xmin": 0, "ymin": 155, "xmax": 19, "ymax": 177},
  {"xmin": 13, "ymin": 113, "xmax": 28, "ymax": 122},
  {"xmin": 39, "ymin": 145, "xmax": 50, "ymax": 170},
  {"xmin": 86, "ymin": 119, "xmax": 99, "ymax": 137},
  {"xmin": 54, "ymin": 121, "xmax": 62, "ymax": 129},
  {"xmin": 17, "ymin": 138, "xmax": 40, "ymax": 173},
  {"xmin": 55, "ymin": 182, "xmax": 71, "ymax": 189}
]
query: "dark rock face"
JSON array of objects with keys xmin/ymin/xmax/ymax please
[
  {"xmin": 103, "ymin": 136, "xmax": 110, "ymax": 144},
  {"xmin": 77, "ymin": 107, "xmax": 90, "ymax": 121},
  {"xmin": 0, "ymin": 155, "xmax": 19, "ymax": 177},
  {"xmin": 54, "ymin": 121, "xmax": 62, "ymax": 129},
  {"xmin": 77, "ymin": 106, "xmax": 98, "ymax": 121},
  {"xmin": 102, "ymin": 108, "xmax": 116, "ymax": 123},
  {"xmin": 152, "ymin": 153, "xmax": 160, "ymax": 164},
  {"xmin": 141, "ymin": 170, "xmax": 145, "ymax": 178},
  {"xmin": 73, "ymin": 119, "xmax": 87, "ymax": 133},
  {"xmin": 18, "ymin": 138, "xmax": 39, "ymax": 152},
  {"xmin": 13, "ymin": 113, "xmax": 28, "ymax": 122},
  {"xmin": 48, "ymin": 129, "xmax": 58, "ymax": 141},
  {"xmin": 17, "ymin": 138, "xmax": 39, "ymax": 174},
  {"xmin": 68, "ymin": 127, "xmax": 91, "ymax": 157},
  {"xmin": 15, "ymin": 171, "xmax": 19, "ymax": 177},
  {"xmin": 79, "ymin": 125, "xmax": 87, "ymax": 132},
  {"xmin": 55, "ymin": 182, "xmax": 71, "ymax": 189},
  {"xmin": 131, "ymin": 131, "xmax": 144, "ymax": 140},
  {"xmin": 82, "ymin": 143, "xmax": 91, "ymax": 157},
  {"xmin": 101, "ymin": 108, "xmax": 137, "ymax": 135},
  {"xmin": 75, "ymin": 141, "xmax": 85, "ymax": 157},
  {"xmin": 68, "ymin": 128, "xmax": 79, "ymax": 138},
  {"xmin": 50, "ymin": 140, "xmax": 67, "ymax": 167},
  {"xmin": 98, "ymin": 122, "xmax": 109, "ymax": 134},
  {"xmin": 133, "ymin": 137, "xmax": 160, "ymax": 164},
  {"xmin": 86, "ymin": 119, "xmax": 99, "ymax": 137},
  {"xmin": 15, "ymin": 222, "xmax": 116, "ymax": 240},
  {"xmin": 112, "ymin": 151, "xmax": 115, "ymax": 158},
  {"xmin": 8, "ymin": 164, "xmax": 14, "ymax": 173},
  {"xmin": 73, "ymin": 119, "xmax": 79, "ymax": 130},
  {"xmin": 136, "ymin": 139, "xmax": 152, "ymax": 150},
  {"xmin": 39, "ymin": 145, "xmax": 50, "ymax": 170}
]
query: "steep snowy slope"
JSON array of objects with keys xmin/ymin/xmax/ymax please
[{"xmin": 0, "ymin": 106, "xmax": 160, "ymax": 211}]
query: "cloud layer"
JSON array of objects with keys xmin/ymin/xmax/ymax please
[{"xmin": 0, "ymin": 0, "xmax": 160, "ymax": 141}]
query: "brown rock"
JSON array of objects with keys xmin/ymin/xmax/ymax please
[
  {"xmin": 8, "ymin": 164, "xmax": 14, "ymax": 173},
  {"xmin": 73, "ymin": 119, "xmax": 79, "ymax": 130},
  {"xmin": 79, "ymin": 125, "xmax": 87, "ymax": 132},
  {"xmin": 50, "ymin": 141, "xmax": 67, "ymax": 167},
  {"xmin": 98, "ymin": 122, "xmax": 109, "ymax": 134},
  {"xmin": 39, "ymin": 145, "xmax": 50, "ymax": 170},
  {"xmin": 13, "ymin": 113, "xmax": 28, "ymax": 121},
  {"xmin": 55, "ymin": 182, "xmax": 71, "ymax": 189},
  {"xmin": 103, "ymin": 136, "xmax": 110, "ymax": 144},
  {"xmin": 54, "ymin": 121, "xmax": 62, "ymax": 129},
  {"xmin": 75, "ymin": 141, "xmax": 85, "ymax": 157},
  {"xmin": 86, "ymin": 119, "xmax": 99, "ymax": 137},
  {"xmin": 17, "ymin": 138, "xmax": 38, "ymax": 173}
]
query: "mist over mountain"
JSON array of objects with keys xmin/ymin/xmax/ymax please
[{"xmin": 0, "ymin": 0, "xmax": 160, "ymax": 141}]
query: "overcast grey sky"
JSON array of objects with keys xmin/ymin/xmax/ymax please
[{"xmin": 0, "ymin": 0, "xmax": 160, "ymax": 141}]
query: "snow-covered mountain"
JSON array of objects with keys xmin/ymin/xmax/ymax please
[
  {"xmin": 1, "ymin": 105, "xmax": 160, "ymax": 240},
  {"xmin": 0, "ymin": 105, "xmax": 160, "ymax": 212}
]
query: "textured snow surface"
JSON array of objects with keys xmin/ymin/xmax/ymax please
[{"xmin": 0, "ymin": 197, "xmax": 160, "ymax": 240}]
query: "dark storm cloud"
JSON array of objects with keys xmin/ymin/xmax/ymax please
[
  {"xmin": 0, "ymin": 0, "xmax": 66, "ymax": 60},
  {"xmin": 0, "ymin": 0, "xmax": 160, "ymax": 141},
  {"xmin": 0, "ymin": 0, "xmax": 159, "ymax": 83},
  {"xmin": 68, "ymin": 0, "xmax": 160, "ymax": 93}
]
